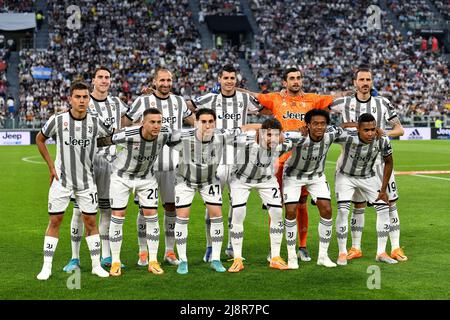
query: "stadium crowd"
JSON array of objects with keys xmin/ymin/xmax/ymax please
[
  {"xmin": 430, "ymin": 0, "xmax": 450, "ymax": 22},
  {"xmin": 1, "ymin": 0, "xmax": 448, "ymax": 128},
  {"xmin": 199, "ymin": 0, "xmax": 242, "ymax": 16},
  {"xmin": 387, "ymin": 0, "xmax": 443, "ymax": 27},
  {"xmin": 248, "ymin": 0, "xmax": 449, "ymax": 118},
  {"xmin": 16, "ymin": 0, "xmax": 243, "ymax": 128},
  {"xmin": 0, "ymin": 0, "xmax": 34, "ymax": 12}
]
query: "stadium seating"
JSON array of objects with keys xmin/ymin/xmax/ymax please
[
  {"xmin": 248, "ymin": 0, "xmax": 449, "ymax": 119},
  {"xmin": 0, "ymin": 0, "xmax": 34, "ymax": 12},
  {"xmin": 199, "ymin": 0, "xmax": 242, "ymax": 16}
]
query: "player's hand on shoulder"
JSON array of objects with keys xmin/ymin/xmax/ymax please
[
  {"xmin": 141, "ymin": 86, "xmax": 155, "ymax": 95},
  {"xmin": 376, "ymin": 127, "xmax": 385, "ymax": 138}
]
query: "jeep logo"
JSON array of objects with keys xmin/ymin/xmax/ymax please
[
  {"xmin": 65, "ymin": 136, "xmax": 90, "ymax": 147},
  {"xmin": 218, "ymin": 113, "xmax": 241, "ymax": 121}
]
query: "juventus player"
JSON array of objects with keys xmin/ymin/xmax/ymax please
[
  {"xmin": 63, "ymin": 67, "xmax": 128, "ymax": 272},
  {"xmin": 334, "ymin": 113, "xmax": 398, "ymax": 265},
  {"xmin": 228, "ymin": 118, "xmax": 290, "ymax": 272},
  {"xmin": 99, "ymin": 108, "xmax": 176, "ymax": 276},
  {"xmin": 283, "ymin": 109, "xmax": 346, "ymax": 269},
  {"xmin": 171, "ymin": 108, "xmax": 261, "ymax": 275},
  {"xmin": 36, "ymin": 81, "xmax": 111, "ymax": 280},
  {"xmin": 331, "ymin": 67, "xmax": 407, "ymax": 262},
  {"xmin": 123, "ymin": 68, "xmax": 195, "ymax": 267},
  {"xmin": 188, "ymin": 64, "xmax": 263, "ymax": 262}
]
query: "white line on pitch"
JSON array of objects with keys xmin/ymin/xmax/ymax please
[
  {"xmin": 22, "ymin": 156, "xmax": 45, "ymax": 164},
  {"xmin": 412, "ymin": 175, "xmax": 450, "ymax": 182}
]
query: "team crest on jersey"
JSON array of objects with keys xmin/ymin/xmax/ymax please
[
  {"xmin": 151, "ymin": 102, "xmax": 156, "ymax": 106},
  {"xmin": 88, "ymin": 126, "xmax": 93, "ymax": 133},
  {"xmin": 350, "ymin": 105, "xmax": 355, "ymax": 110},
  {"xmin": 238, "ymin": 102, "xmax": 243, "ymax": 109}
]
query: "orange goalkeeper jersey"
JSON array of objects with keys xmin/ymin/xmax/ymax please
[
  {"xmin": 257, "ymin": 92, "xmax": 333, "ymax": 163},
  {"xmin": 257, "ymin": 92, "xmax": 333, "ymax": 131}
]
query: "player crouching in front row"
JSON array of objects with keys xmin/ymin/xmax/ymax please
[
  {"xmin": 171, "ymin": 108, "xmax": 261, "ymax": 275},
  {"xmin": 228, "ymin": 118, "xmax": 291, "ymax": 272}
]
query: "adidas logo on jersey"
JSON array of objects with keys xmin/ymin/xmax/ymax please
[
  {"xmin": 65, "ymin": 136, "xmax": 90, "ymax": 147},
  {"xmin": 408, "ymin": 129, "xmax": 423, "ymax": 140},
  {"xmin": 282, "ymin": 111, "xmax": 305, "ymax": 121}
]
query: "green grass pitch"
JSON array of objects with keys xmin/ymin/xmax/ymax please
[{"xmin": 0, "ymin": 140, "xmax": 449, "ymax": 300}]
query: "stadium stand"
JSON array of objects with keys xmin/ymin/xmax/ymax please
[
  {"xmin": 430, "ymin": 0, "xmax": 450, "ymax": 22},
  {"xmin": 387, "ymin": 0, "xmax": 443, "ymax": 28},
  {"xmin": 0, "ymin": 0, "xmax": 34, "ymax": 12},
  {"xmin": 248, "ymin": 0, "xmax": 449, "ymax": 120},
  {"xmin": 199, "ymin": 0, "xmax": 242, "ymax": 15},
  {"xmin": 15, "ymin": 0, "xmax": 244, "ymax": 127},
  {"xmin": 0, "ymin": 0, "xmax": 448, "ymax": 128}
]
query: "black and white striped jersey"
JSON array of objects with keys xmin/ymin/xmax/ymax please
[
  {"xmin": 171, "ymin": 128, "xmax": 242, "ymax": 188},
  {"xmin": 335, "ymin": 130, "xmax": 393, "ymax": 178},
  {"xmin": 126, "ymin": 94, "xmax": 192, "ymax": 171},
  {"xmin": 41, "ymin": 111, "xmax": 112, "ymax": 191},
  {"xmin": 88, "ymin": 95, "xmax": 128, "ymax": 162},
  {"xmin": 111, "ymin": 126, "xmax": 174, "ymax": 180},
  {"xmin": 193, "ymin": 91, "xmax": 263, "ymax": 164},
  {"xmin": 284, "ymin": 126, "xmax": 345, "ymax": 180}
]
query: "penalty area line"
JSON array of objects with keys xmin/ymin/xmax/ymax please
[{"xmin": 22, "ymin": 156, "xmax": 46, "ymax": 164}]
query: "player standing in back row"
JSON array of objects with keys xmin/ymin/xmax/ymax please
[
  {"xmin": 188, "ymin": 64, "xmax": 263, "ymax": 262},
  {"xmin": 123, "ymin": 67, "xmax": 195, "ymax": 267},
  {"xmin": 331, "ymin": 66, "xmax": 407, "ymax": 262}
]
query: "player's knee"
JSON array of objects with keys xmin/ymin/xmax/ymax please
[
  {"xmin": 164, "ymin": 203, "xmax": 175, "ymax": 212},
  {"xmin": 49, "ymin": 215, "xmax": 64, "ymax": 229},
  {"xmin": 321, "ymin": 206, "xmax": 332, "ymax": 219},
  {"xmin": 354, "ymin": 202, "xmax": 366, "ymax": 209},
  {"xmin": 82, "ymin": 215, "xmax": 97, "ymax": 230},
  {"xmin": 268, "ymin": 206, "xmax": 283, "ymax": 221}
]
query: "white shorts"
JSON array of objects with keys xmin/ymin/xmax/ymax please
[
  {"xmin": 351, "ymin": 162, "xmax": 398, "ymax": 203},
  {"xmin": 216, "ymin": 164, "xmax": 233, "ymax": 189},
  {"xmin": 335, "ymin": 171, "xmax": 387, "ymax": 205},
  {"xmin": 175, "ymin": 180, "xmax": 222, "ymax": 208},
  {"xmin": 230, "ymin": 176, "xmax": 282, "ymax": 208},
  {"xmin": 110, "ymin": 173, "xmax": 159, "ymax": 210},
  {"xmin": 155, "ymin": 170, "xmax": 175, "ymax": 204},
  {"xmin": 94, "ymin": 156, "xmax": 112, "ymax": 208},
  {"xmin": 283, "ymin": 174, "xmax": 331, "ymax": 205},
  {"xmin": 48, "ymin": 179, "xmax": 98, "ymax": 215}
]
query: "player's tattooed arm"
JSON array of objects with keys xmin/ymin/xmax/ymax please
[
  {"xmin": 186, "ymin": 100, "xmax": 197, "ymax": 113},
  {"xmin": 332, "ymin": 90, "xmax": 354, "ymax": 100},
  {"xmin": 340, "ymin": 122, "xmax": 357, "ymax": 129},
  {"xmin": 236, "ymin": 87, "xmax": 259, "ymax": 98},
  {"xmin": 386, "ymin": 116, "xmax": 404, "ymax": 137},
  {"xmin": 97, "ymin": 136, "xmax": 113, "ymax": 147}
]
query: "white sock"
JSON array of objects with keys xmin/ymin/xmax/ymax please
[
  {"xmin": 136, "ymin": 208, "xmax": 147, "ymax": 253},
  {"xmin": 389, "ymin": 204, "xmax": 401, "ymax": 250},
  {"xmin": 268, "ymin": 206, "xmax": 283, "ymax": 258},
  {"xmin": 109, "ymin": 215, "xmax": 125, "ymax": 263},
  {"xmin": 85, "ymin": 234, "xmax": 101, "ymax": 269},
  {"xmin": 336, "ymin": 202, "xmax": 350, "ymax": 254},
  {"xmin": 42, "ymin": 236, "xmax": 59, "ymax": 269},
  {"xmin": 205, "ymin": 208, "xmax": 212, "ymax": 247},
  {"xmin": 175, "ymin": 217, "xmax": 189, "ymax": 262},
  {"xmin": 226, "ymin": 205, "xmax": 233, "ymax": 250},
  {"xmin": 318, "ymin": 217, "xmax": 333, "ymax": 257},
  {"xmin": 285, "ymin": 219, "xmax": 297, "ymax": 260},
  {"xmin": 145, "ymin": 215, "xmax": 160, "ymax": 262},
  {"xmin": 375, "ymin": 204, "xmax": 390, "ymax": 255},
  {"xmin": 98, "ymin": 207, "xmax": 111, "ymax": 259},
  {"xmin": 230, "ymin": 206, "xmax": 246, "ymax": 259},
  {"xmin": 350, "ymin": 207, "xmax": 365, "ymax": 250},
  {"xmin": 210, "ymin": 216, "xmax": 224, "ymax": 261},
  {"xmin": 164, "ymin": 210, "xmax": 176, "ymax": 253},
  {"xmin": 70, "ymin": 207, "xmax": 83, "ymax": 259}
]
